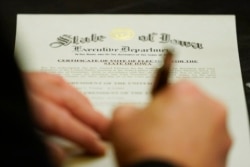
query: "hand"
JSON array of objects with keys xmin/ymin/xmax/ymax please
[
  {"xmin": 110, "ymin": 80, "xmax": 232, "ymax": 167},
  {"xmin": 23, "ymin": 72, "xmax": 110, "ymax": 157}
]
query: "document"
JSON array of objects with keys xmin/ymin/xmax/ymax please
[{"xmin": 15, "ymin": 14, "xmax": 250, "ymax": 167}]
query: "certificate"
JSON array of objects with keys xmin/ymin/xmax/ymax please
[{"xmin": 15, "ymin": 14, "xmax": 250, "ymax": 167}]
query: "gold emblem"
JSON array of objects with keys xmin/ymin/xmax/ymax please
[{"xmin": 110, "ymin": 28, "xmax": 135, "ymax": 40}]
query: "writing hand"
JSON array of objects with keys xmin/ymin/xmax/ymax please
[{"xmin": 110, "ymin": 80, "xmax": 232, "ymax": 167}]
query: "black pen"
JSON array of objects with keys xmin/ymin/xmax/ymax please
[{"xmin": 151, "ymin": 50, "xmax": 173, "ymax": 96}]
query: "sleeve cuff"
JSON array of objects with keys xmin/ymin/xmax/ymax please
[{"xmin": 127, "ymin": 159, "xmax": 178, "ymax": 167}]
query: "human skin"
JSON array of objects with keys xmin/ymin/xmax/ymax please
[
  {"xmin": 23, "ymin": 72, "xmax": 110, "ymax": 159},
  {"xmin": 110, "ymin": 80, "xmax": 232, "ymax": 167}
]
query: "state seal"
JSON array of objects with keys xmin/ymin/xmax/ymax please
[{"xmin": 110, "ymin": 28, "xmax": 135, "ymax": 40}]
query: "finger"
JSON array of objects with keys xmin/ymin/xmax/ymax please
[
  {"xmin": 51, "ymin": 111, "xmax": 107, "ymax": 156},
  {"xmin": 31, "ymin": 94, "xmax": 107, "ymax": 155},
  {"xmin": 51, "ymin": 81, "xmax": 110, "ymax": 139},
  {"xmin": 62, "ymin": 83, "xmax": 110, "ymax": 138},
  {"xmin": 26, "ymin": 72, "xmax": 92, "ymax": 106},
  {"xmin": 27, "ymin": 72, "xmax": 110, "ymax": 138}
]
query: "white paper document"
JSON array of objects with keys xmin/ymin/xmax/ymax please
[{"xmin": 15, "ymin": 14, "xmax": 250, "ymax": 167}]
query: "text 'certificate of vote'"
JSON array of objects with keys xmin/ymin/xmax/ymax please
[{"xmin": 15, "ymin": 14, "xmax": 250, "ymax": 167}]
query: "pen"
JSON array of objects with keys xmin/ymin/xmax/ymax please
[{"xmin": 151, "ymin": 50, "xmax": 173, "ymax": 96}]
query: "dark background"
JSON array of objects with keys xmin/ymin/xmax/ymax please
[{"xmin": 1, "ymin": 0, "xmax": 250, "ymax": 121}]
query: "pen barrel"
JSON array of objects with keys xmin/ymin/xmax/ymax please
[{"xmin": 151, "ymin": 67, "xmax": 169, "ymax": 96}]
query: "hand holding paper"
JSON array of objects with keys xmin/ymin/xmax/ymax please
[{"xmin": 23, "ymin": 72, "xmax": 110, "ymax": 159}]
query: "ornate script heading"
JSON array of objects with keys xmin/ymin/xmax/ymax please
[{"xmin": 49, "ymin": 33, "xmax": 203, "ymax": 49}]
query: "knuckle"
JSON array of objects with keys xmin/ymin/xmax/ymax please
[
  {"xmin": 51, "ymin": 74, "xmax": 66, "ymax": 87},
  {"xmin": 174, "ymin": 80, "xmax": 200, "ymax": 96},
  {"xmin": 112, "ymin": 105, "xmax": 136, "ymax": 123},
  {"xmin": 112, "ymin": 106, "xmax": 125, "ymax": 119}
]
